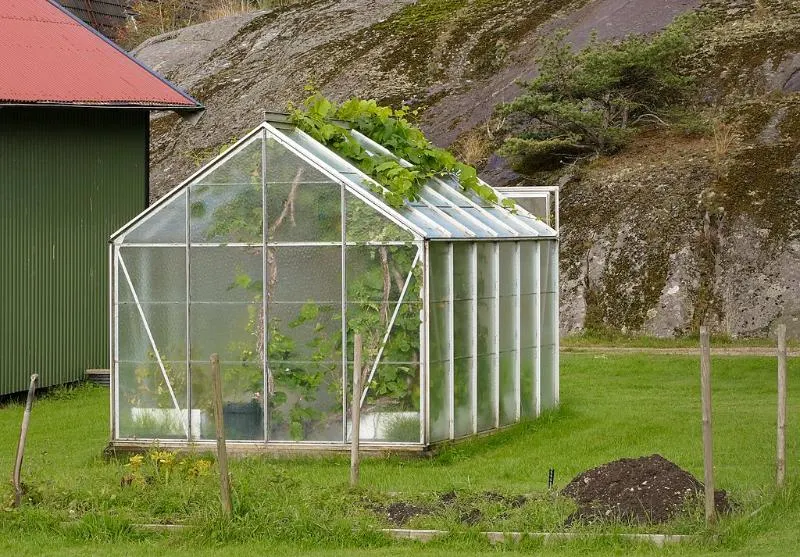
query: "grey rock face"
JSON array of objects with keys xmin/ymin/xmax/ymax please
[
  {"xmin": 716, "ymin": 222, "xmax": 800, "ymax": 337},
  {"xmin": 134, "ymin": 0, "xmax": 800, "ymax": 338}
]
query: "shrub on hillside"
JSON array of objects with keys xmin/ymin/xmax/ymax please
[{"xmin": 499, "ymin": 17, "xmax": 703, "ymax": 172}]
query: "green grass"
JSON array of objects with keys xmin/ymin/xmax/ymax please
[{"xmin": 1, "ymin": 354, "xmax": 799, "ymax": 555}]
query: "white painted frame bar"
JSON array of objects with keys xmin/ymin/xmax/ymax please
[{"xmin": 495, "ymin": 185, "xmax": 560, "ymax": 232}]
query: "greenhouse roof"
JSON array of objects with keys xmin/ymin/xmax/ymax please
[{"xmin": 113, "ymin": 121, "xmax": 558, "ymax": 242}]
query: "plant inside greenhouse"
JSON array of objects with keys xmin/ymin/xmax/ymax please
[{"xmin": 110, "ymin": 98, "xmax": 559, "ymax": 451}]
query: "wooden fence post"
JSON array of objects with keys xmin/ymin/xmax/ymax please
[
  {"xmin": 211, "ymin": 354, "xmax": 233, "ymax": 517},
  {"xmin": 12, "ymin": 374, "xmax": 38, "ymax": 508},
  {"xmin": 351, "ymin": 333, "xmax": 363, "ymax": 487},
  {"xmin": 777, "ymin": 324, "xmax": 787, "ymax": 489},
  {"xmin": 699, "ymin": 326, "xmax": 716, "ymax": 526}
]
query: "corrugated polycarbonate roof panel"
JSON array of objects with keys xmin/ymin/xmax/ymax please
[{"xmin": 0, "ymin": 0, "xmax": 200, "ymax": 108}]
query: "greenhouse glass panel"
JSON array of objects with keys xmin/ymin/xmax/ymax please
[
  {"xmin": 190, "ymin": 247, "xmax": 263, "ymax": 303},
  {"xmin": 428, "ymin": 242, "xmax": 452, "ymax": 441},
  {"xmin": 345, "ymin": 192, "xmax": 415, "ymax": 243},
  {"xmin": 119, "ymin": 247, "xmax": 185, "ymax": 303},
  {"xmin": 190, "ymin": 184, "xmax": 263, "ymax": 244},
  {"xmin": 118, "ymin": 362, "xmax": 189, "ymax": 440},
  {"xmin": 268, "ymin": 246, "xmax": 342, "ymax": 442},
  {"xmin": 110, "ymin": 121, "xmax": 558, "ymax": 453},
  {"xmin": 540, "ymin": 240, "xmax": 558, "ymax": 411},
  {"xmin": 266, "ymin": 181, "xmax": 341, "ymax": 243},
  {"xmin": 475, "ymin": 242, "xmax": 498, "ymax": 432},
  {"xmin": 498, "ymin": 243, "xmax": 519, "ymax": 426},
  {"xmin": 196, "ymin": 134, "xmax": 263, "ymax": 187},
  {"xmin": 519, "ymin": 242, "xmax": 539, "ymax": 418},
  {"xmin": 452, "ymin": 242, "xmax": 475, "ymax": 437},
  {"xmin": 121, "ymin": 190, "xmax": 187, "ymax": 244}
]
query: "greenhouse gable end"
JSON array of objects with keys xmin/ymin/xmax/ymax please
[{"xmin": 109, "ymin": 121, "xmax": 559, "ymax": 452}]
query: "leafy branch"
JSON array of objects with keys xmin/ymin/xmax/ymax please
[{"xmin": 289, "ymin": 93, "xmax": 513, "ymax": 209}]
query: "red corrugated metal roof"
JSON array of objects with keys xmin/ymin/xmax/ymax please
[{"xmin": 0, "ymin": 0, "xmax": 200, "ymax": 109}]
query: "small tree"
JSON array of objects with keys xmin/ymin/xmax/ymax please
[{"xmin": 499, "ymin": 17, "xmax": 700, "ymax": 172}]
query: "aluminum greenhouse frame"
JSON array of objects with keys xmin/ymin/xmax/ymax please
[{"xmin": 109, "ymin": 120, "xmax": 559, "ymax": 452}]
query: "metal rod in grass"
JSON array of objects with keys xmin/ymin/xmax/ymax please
[
  {"xmin": 211, "ymin": 354, "xmax": 233, "ymax": 517},
  {"xmin": 777, "ymin": 324, "xmax": 787, "ymax": 489},
  {"xmin": 351, "ymin": 333, "xmax": 363, "ymax": 488},
  {"xmin": 699, "ymin": 326, "xmax": 716, "ymax": 526},
  {"xmin": 13, "ymin": 373, "xmax": 38, "ymax": 508}
]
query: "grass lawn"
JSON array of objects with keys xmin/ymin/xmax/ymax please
[{"xmin": 0, "ymin": 353, "xmax": 798, "ymax": 556}]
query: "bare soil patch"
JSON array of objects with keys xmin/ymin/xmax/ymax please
[
  {"xmin": 562, "ymin": 454, "xmax": 731, "ymax": 525},
  {"xmin": 367, "ymin": 490, "xmax": 529, "ymax": 527}
]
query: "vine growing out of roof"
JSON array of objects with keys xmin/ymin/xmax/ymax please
[{"xmin": 289, "ymin": 93, "xmax": 513, "ymax": 209}]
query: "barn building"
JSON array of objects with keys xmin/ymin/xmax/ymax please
[{"xmin": 0, "ymin": 0, "xmax": 201, "ymax": 395}]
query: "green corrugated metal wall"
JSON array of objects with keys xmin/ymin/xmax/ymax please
[{"xmin": 0, "ymin": 107, "xmax": 147, "ymax": 395}]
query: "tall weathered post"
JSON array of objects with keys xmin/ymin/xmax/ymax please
[
  {"xmin": 776, "ymin": 324, "xmax": 787, "ymax": 488},
  {"xmin": 211, "ymin": 354, "xmax": 233, "ymax": 516},
  {"xmin": 350, "ymin": 333, "xmax": 363, "ymax": 487},
  {"xmin": 12, "ymin": 374, "xmax": 38, "ymax": 508},
  {"xmin": 699, "ymin": 326, "xmax": 716, "ymax": 525}
]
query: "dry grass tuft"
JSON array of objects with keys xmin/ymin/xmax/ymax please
[
  {"xmin": 205, "ymin": 0, "xmax": 254, "ymax": 20},
  {"xmin": 453, "ymin": 130, "xmax": 492, "ymax": 168}
]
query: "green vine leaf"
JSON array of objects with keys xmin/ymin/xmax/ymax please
[{"xmin": 289, "ymin": 92, "xmax": 513, "ymax": 210}]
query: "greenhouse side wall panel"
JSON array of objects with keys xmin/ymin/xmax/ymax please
[
  {"xmin": 427, "ymin": 242, "xmax": 452, "ymax": 442},
  {"xmin": 540, "ymin": 240, "xmax": 559, "ymax": 410},
  {"xmin": 1, "ymin": 108, "xmax": 147, "ymax": 395}
]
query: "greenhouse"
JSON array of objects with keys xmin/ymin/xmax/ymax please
[{"xmin": 109, "ymin": 120, "xmax": 559, "ymax": 452}]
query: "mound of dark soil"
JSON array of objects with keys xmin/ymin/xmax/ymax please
[{"xmin": 561, "ymin": 454, "xmax": 730, "ymax": 525}]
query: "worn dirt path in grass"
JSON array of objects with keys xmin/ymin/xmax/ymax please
[{"xmin": 562, "ymin": 346, "xmax": 798, "ymax": 357}]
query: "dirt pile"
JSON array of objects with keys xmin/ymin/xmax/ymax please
[
  {"xmin": 561, "ymin": 454, "xmax": 730, "ymax": 524},
  {"xmin": 368, "ymin": 490, "xmax": 527, "ymax": 527}
]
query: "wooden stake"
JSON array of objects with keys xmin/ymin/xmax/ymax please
[
  {"xmin": 211, "ymin": 354, "xmax": 232, "ymax": 517},
  {"xmin": 777, "ymin": 324, "xmax": 787, "ymax": 489},
  {"xmin": 699, "ymin": 327, "xmax": 716, "ymax": 525},
  {"xmin": 350, "ymin": 333, "xmax": 363, "ymax": 488},
  {"xmin": 12, "ymin": 374, "xmax": 38, "ymax": 508}
]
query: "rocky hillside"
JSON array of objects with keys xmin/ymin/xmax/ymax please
[{"xmin": 136, "ymin": 0, "xmax": 800, "ymax": 338}]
